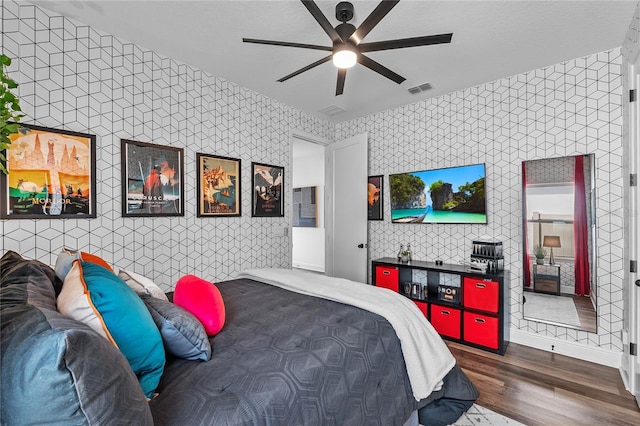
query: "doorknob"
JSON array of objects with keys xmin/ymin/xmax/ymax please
[{"xmin": 636, "ymin": 279, "xmax": 640, "ymax": 287}]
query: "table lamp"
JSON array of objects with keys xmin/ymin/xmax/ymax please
[{"xmin": 543, "ymin": 235, "xmax": 561, "ymax": 265}]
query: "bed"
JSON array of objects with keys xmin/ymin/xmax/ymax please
[
  {"xmin": 1, "ymin": 251, "xmax": 477, "ymax": 426},
  {"xmin": 149, "ymin": 268, "xmax": 478, "ymax": 425}
]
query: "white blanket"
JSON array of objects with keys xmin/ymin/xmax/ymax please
[{"xmin": 237, "ymin": 268, "xmax": 456, "ymax": 401}]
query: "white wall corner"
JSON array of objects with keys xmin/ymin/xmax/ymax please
[{"xmin": 509, "ymin": 327, "xmax": 622, "ymax": 368}]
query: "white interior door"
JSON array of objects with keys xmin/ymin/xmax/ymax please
[{"xmin": 325, "ymin": 133, "xmax": 368, "ymax": 283}]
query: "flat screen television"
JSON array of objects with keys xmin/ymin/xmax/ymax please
[{"xmin": 389, "ymin": 163, "xmax": 487, "ymax": 224}]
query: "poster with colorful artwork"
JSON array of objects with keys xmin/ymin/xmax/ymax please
[
  {"xmin": 1, "ymin": 124, "xmax": 96, "ymax": 219},
  {"xmin": 252, "ymin": 162, "xmax": 284, "ymax": 217},
  {"xmin": 368, "ymin": 175, "xmax": 383, "ymax": 220},
  {"xmin": 197, "ymin": 153, "xmax": 241, "ymax": 217},
  {"xmin": 121, "ymin": 139, "xmax": 184, "ymax": 217}
]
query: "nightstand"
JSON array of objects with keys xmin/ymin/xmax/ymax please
[{"xmin": 533, "ymin": 264, "xmax": 561, "ymax": 295}]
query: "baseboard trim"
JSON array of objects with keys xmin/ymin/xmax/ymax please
[
  {"xmin": 291, "ymin": 262, "xmax": 325, "ymax": 273},
  {"xmin": 509, "ymin": 328, "xmax": 622, "ymax": 368}
]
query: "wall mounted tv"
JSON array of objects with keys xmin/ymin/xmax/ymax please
[{"xmin": 389, "ymin": 164, "xmax": 487, "ymax": 224}]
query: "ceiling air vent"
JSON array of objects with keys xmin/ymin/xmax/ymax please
[
  {"xmin": 408, "ymin": 82, "xmax": 433, "ymax": 95},
  {"xmin": 319, "ymin": 104, "xmax": 346, "ymax": 117}
]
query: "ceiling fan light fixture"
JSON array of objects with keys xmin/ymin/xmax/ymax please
[
  {"xmin": 332, "ymin": 46, "xmax": 357, "ymax": 69},
  {"xmin": 243, "ymin": 1, "xmax": 453, "ymax": 94}
]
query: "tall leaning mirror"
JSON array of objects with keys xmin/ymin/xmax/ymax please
[{"xmin": 522, "ymin": 154, "xmax": 597, "ymax": 332}]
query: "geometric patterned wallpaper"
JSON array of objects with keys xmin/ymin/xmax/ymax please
[
  {"xmin": 0, "ymin": 1, "xmax": 332, "ymax": 287},
  {"xmin": 0, "ymin": 0, "xmax": 631, "ymax": 355},
  {"xmin": 336, "ymin": 49, "xmax": 625, "ymax": 353},
  {"xmin": 524, "ymin": 154, "xmax": 590, "ymax": 185}
]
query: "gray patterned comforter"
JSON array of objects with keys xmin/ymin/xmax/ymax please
[{"xmin": 149, "ymin": 278, "xmax": 476, "ymax": 425}]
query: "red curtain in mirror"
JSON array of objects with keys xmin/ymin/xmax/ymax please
[
  {"xmin": 523, "ymin": 162, "xmax": 532, "ymax": 288},
  {"xmin": 574, "ymin": 155, "xmax": 590, "ymax": 296}
]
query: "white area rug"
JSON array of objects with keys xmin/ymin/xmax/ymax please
[
  {"xmin": 524, "ymin": 292, "xmax": 581, "ymax": 328},
  {"xmin": 451, "ymin": 404, "xmax": 525, "ymax": 426}
]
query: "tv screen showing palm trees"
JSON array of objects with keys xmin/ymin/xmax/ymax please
[{"xmin": 389, "ymin": 164, "xmax": 487, "ymax": 224}]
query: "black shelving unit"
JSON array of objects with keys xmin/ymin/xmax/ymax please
[{"xmin": 372, "ymin": 257, "xmax": 507, "ymax": 355}]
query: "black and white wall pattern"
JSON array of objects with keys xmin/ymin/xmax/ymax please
[
  {"xmin": 0, "ymin": 1, "xmax": 333, "ymax": 286},
  {"xmin": 336, "ymin": 49, "xmax": 625, "ymax": 354}
]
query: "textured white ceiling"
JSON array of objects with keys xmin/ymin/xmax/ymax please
[{"xmin": 28, "ymin": 0, "xmax": 637, "ymax": 122}]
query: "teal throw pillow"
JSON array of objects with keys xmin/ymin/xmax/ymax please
[{"xmin": 57, "ymin": 261, "xmax": 165, "ymax": 398}]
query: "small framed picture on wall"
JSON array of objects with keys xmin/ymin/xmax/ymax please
[
  {"xmin": 196, "ymin": 153, "xmax": 241, "ymax": 217},
  {"xmin": 368, "ymin": 175, "xmax": 383, "ymax": 221},
  {"xmin": 292, "ymin": 186, "xmax": 317, "ymax": 227},
  {"xmin": 121, "ymin": 139, "xmax": 184, "ymax": 217},
  {"xmin": 252, "ymin": 162, "xmax": 284, "ymax": 217},
  {"xmin": 1, "ymin": 123, "xmax": 97, "ymax": 219}
]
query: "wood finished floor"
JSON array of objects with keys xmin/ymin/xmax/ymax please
[{"xmin": 447, "ymin": 341, "xmax": 640, "ymax": 426}]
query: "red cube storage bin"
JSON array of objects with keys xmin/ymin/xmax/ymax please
[
  {"xmin": 463, "ymin": 311, "xmax": 499, "ymax": 350},
  {"xmin": 463, "ymin": 277, "xmax": 499, "ymax": 313},
  {"xmin": 429, "ymin": 305, "xmax": 461, "ymax": 339},
  {"xmin": 375, "ymin": 266, "xmax": 399, "ymax": 292}
]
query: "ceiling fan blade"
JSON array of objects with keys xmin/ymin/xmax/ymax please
[
  {"xmin": 243, "ymin": 38, "xmax": 332, "ymax": 52},
  {"xmin": 349, "ymin": 0, "xmax": 400, "ymax": 45},
  {"xmin": 359, "ymin": 33, "xmax": 453, "ymax": 52},
  {"xmin": 336, "ymin": 68, "xmax": 347, "ymax": 96},
  {"xmin": 358, "ymin": 54, "xmax": 405, "ymax": 84},
  {"xmin": 301, "ymin": 0, "xmax": 344, "ymax": 44},
  {"xmin": 277, "ymin": 55, "xmax": 333, "ymax": 82}
]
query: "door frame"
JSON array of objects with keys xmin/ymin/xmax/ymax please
[
  {"xmin": 621, "ymin": 49, "xmax": 640, "ymax": 407},
  {"xmin": 289, "ymin": 130, "xmax": 330, "ymax": 269}
]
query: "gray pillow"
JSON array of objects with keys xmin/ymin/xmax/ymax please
[
  {"xmin": 1, "ymin": 250, "xmax": 62, "ymax": 299},
  {"xmin": 1, "ymin": 251, "xmax": 153, "ymax": 425},
  {"xmin": 141, "ymin": 294, "xmax": 212, "ymax": 361}
]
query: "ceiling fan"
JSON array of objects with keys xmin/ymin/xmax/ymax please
[{"xmin": 243, "ymin": 0, "xmax": 453, "ymax": 96}]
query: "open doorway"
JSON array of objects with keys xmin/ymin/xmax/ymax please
[{"xmin": 292, "ymin": 137, "xmax": 325, "ymax": 273}]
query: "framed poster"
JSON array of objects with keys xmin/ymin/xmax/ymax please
[
  {"xmin": 121, "ymin": 139, "xmax": 184, "ymax": 217},
  {"xmin": 196, "ymin": 153, "xmax": 241, "ymax": 217},
  {"xmin": 292, "ymin": 186, "xmax": 317, "ymax": 227},
  {"xmin": 1, "ymin": 123, "xmax": 96, "ymax": 219},
  {"xmin": 252, "ymin": 162, "xmax": 284, "ymax": 217},
  {"xmin": 368, "ymin": 175, "xmax": 383, "ymax": 221}
]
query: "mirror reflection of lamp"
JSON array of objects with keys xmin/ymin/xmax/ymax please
[{"xmin": 543, "ymin": 235, "xmax": 561, "ymax": 265}]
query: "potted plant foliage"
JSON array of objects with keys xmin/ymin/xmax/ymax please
[
  {"xmin": 1, "ymin": 54, "xmax": 24, "ymax": 174},
  {"xmin": 533, "ymin": 245, "xmax": 547, "ymax": 265},
  {"xmin": 399, "ymin": 248, "xmax": 410, "ymax": 263}
]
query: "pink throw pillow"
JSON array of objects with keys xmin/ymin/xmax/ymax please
[{"xmin": 174, "ymin": 275, "xmax": 225, "ymax": 336}]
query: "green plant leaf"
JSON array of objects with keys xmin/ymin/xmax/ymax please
[{"xmin": 0, "ymin": 54, "xmax": 24, "ymax": 175}]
